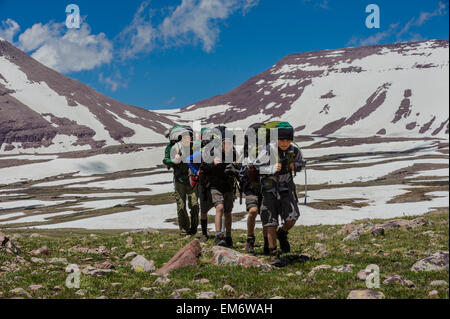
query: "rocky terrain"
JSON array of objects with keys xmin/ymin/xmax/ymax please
[{"xmin": 0, "ymin": 210, "xmax": 448, "ymax": 299}]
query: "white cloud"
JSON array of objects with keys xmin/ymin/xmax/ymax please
[
  {"xmin": 0, "ymin": 18, "xmax": 20, "ymax": 43},
  {"xmin": 99, "ymin": 72, "xmax": 126, "ymax": 92},
  {"xmin": 160, "ymin": 0, "xmax": 259, "ymax": 52},
  {"xmin": 118, "ymin": 0, "xmax": 259, "ymax": 58},
  {"xmin": 118, "ymin": 1, "xmax": 157, "ymax": 59},
  {"xmin": 1, "ymin": 18, "xmax": 113, "ymax": 74}
]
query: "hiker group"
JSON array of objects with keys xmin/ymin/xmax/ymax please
[{"xmin": 162, "ymin": 121, "xmax": 306, "ymax": 266}]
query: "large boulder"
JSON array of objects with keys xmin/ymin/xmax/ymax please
[
  {"xmin": 370, "ymin": 218, "xmax": 429, "ymax": 235},
  {"xmin": 130, "ymin": 255, "xmax": 155, "ymax": 272},
  {"xmin": 211, "ymin": 246, "xmax": 273, "ymax": 271},
  {"xmin": 411, "ymin": 251, "xmax": 449, "ymax": 272},
  {"xmin": 347, "ymin": 289, "xmax": 385, "ymax": 299},
  {"xmin": 154, "ymin": 240, "xmax": 202, "ymax": 275}
]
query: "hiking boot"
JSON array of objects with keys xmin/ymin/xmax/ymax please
[
  {"xmin": 269, "ymin": 249, "xmax": 283, "ymax": 267},
  {"xmin": 201, "ymin": 234, "xmax": 210, "ymax": 242},
  {"xmin": 215, "ymin": 234, "xmax": 227, "ymax": 247},
  {"xmin": 225, "ymin": 236, "xmax": 233, "ymax": 248},
  {"xmin": 277, "ymin": 228, "xmax": 290, "ymax": 253},
  {"xmin": 245, "ymin": 235, "xmax": 255, "ymax": 254}
]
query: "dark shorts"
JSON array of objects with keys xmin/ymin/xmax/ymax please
[
  {"xmin": 245, "ymin": 191, "xmax": 262, "ymax": 212},
  {"xmin": 260, "ymin": 190, "xmax": 300, "ymax": 227},
  {"xmin": 210, "ymin": 188, "xmax": 234, "ymax": 214}
]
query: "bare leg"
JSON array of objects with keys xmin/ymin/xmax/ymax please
[
  {"xmin": 266, "ymin": 226, "xmax": 277, "ymax": 249},
  {"xmin": 247, "ymin": 207, "xmax": 258, "ymax": 236},
  {"xmin": 282, "ymin": 220, "xmax": 296, "ymax": 232},
  {"xmin": 224, "ymin": 212, "xmax": 232, "ymax": 233},
  {"xmin": 215, "ymin": 204, "xmax": 224, "ymax": 232}
]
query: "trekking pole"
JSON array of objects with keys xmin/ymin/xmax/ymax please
[{"xmin": 304, "ymin": 163, "xmax": 308, "ymax": 205}]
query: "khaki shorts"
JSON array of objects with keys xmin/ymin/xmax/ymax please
[
  {"xmin": 210, "ymin": 188, "xmax": 234, "ymax": 214},
  {"xmin": 245, "ymin": 191, "xmax": 262, "ymax": 212},
  {"xmin": 260, "ymin": 190, "xmax": 300, "ymax": 227}
]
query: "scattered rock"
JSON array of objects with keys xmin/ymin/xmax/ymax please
[
  {"xmin": 65, "ymin": 264, "xmax": 79, "ymax": 273},
  {"xmin": 357, "ymin": 269, "xmax": 370, "ymax": 281},
  {"xmin": 332, "ymin": 264, "xmax": 354, "ymax": 273},
  {"xmin": 194, "ymin": 278, "xmax": 210, "ymax": 284},
  {"xmin": 28, "ymin": 284, "xmax": 44, "ymax": 291},
  {"xmin": 124, "ymin": 252, "xmax": 137, "ymax": 259},
  {"xmin": 337, "ymin": 224, "xmax": 357, "ymax": 235},
  {"xmin": 430, "ymin": 280, "xmax": 448, "ymax": 287},
  {"xmin": 298, "ymin": 253, "xmax": 312, "ymax": 262},
  {"xmin": 428, "ymin": 290, "xmax": 439, "ymax": 297},
  {"xmin": 100, "ymin": 261, "xmax": 115, "ymax": 269},
  {"xmin": 411, "ymin": 251, "xmax": 449, "ymax": 272},
  {"xmin": 343, "ymin": 231, "xmax": 363, "ymax": 242},
  {"xmin": 271, "ymin": 296, "xmax": 285, "ymax": 299},
  {"xmin": 82, "ymin": 266, "xmax": 115, "ymax": 277},
  {"xmin": 222, "ymin": 285, "xmax": 234, "ymax": 292},
  {"xmin": 10, "ymin": 288, "xmax": 32, "ymax": 298},
  {"xmin": 29, "ymin": 246, "xmax": 50, "ymax": 256},
  {"xmin": 130, "ymin": 255, "xmax": 155, "ymax": 272},
  {"xmin": 383, "ymin": 274, "xmax": 415, "ymax": 288},
  {"xmin": 126, "ymin": 237, "xmax": 133, "ymax": 245},
  {"xmin": 49, "ymin": 257, "xmax": 68, "ymax": 264},
  {"xmin": 121, "ymin": 228, "xmax": 160, "ymax": 236},
  {"xmin": 30, "ymin": 233, "xmax": 42, "ymax": 238},
  {"xmin": 316, "ymin": 251, "xmax": 330, "ymax": 259},
  {"xmin": 196, "ymin": 291, "xmax": 217, "ymax": 299},
  {"xmin": 31, "ymin": 257, "xmax": 45, "ymax": 264},
  {"xmin": 111, "ymin": 282, "xmax": 122, "ymax": 287},
  {"xmin": 307, "ymin": 264, "xmax": 332, "ymax": 277},
  {"xmin": 211, "ymin": 246, "xmax": 273, "ymax": 271},
  {"xmin": 314, "ymin": 243, "xmax": 326, "ymax": 252},
  {"xmin": 154, "ymin": 276, "xmax": 171, "ymax": 285},
  {"xmin": 96, "ymin": 296, "xmax": 107, "ymax": 299},
  {"xmin": 154, "ymin": 240, "xmax": 202, "ymax": 275},
  {"xmin": 347, "ymin": 289, "xmax": 385, "ymax": 299}
]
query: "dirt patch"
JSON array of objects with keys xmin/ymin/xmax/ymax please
[
  {"xmin": 306, "ymin": 198, "xmax": 370, "ymax": 210},
  {"xmin": 387, "ymin": 185, "xmax": 449, "ymax": 204}
]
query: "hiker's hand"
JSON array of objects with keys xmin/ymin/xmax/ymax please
[
  {"xmin": 214, "ymin": 157, "xmax": 222, "ymax": 165},
  {"xmin": 290, "ymin": 163, "xmax": 295, "ymax": 171},
  {"xmin": 173, "ymin": 154, "xmax": 181, "ymax": 164},
  {"xmin": 275, "ymin": 163, "xmax": 282, "ymax": 172}
]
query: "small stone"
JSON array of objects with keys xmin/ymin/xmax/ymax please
[
  {"xmin": 111, "ymin": 282, "xmax": 122, "ymax": 287},
  {"xmin": 383, "ymin": 274, "xmax": 415, "ymax": 288},
  {"xmin": 31, "ymin": 257, "xmax": 45, "ymax": 264},
  {"xmin": 295, "ymin": 271, "xmax": 302, "ymax": 276},
  {"xmin": 75, "ymin": 289, "xmax": 87, "ymax": 296},
  {"xmin": 196, "ymin": 291, "xmax": 217, "ymax": 299},
  {"xmin": 154, "ymin": 276, "xmax": 171, "ymax": 285},
  {"xmin": 332, "ymin": 264, "xmax": 354, "ymax": 273},
  {"xmin": 428, "ymin": 290, "xmax": 439, "ymax": 297},
  {"xmin": 124, "ymin": 252, "xmax": 137, "ymax": 259},
  {"xmin": 53, "ymin": 286, "xmax": 62, "ymax": 291},
  {"xmin": 10, "ymin": 288, "xmax": 32, "ymax": 298},
  {"xmin": 357, "ymin": 269, "xmax": 370, "ymax": 280},
  {"xmin": 316, "ymin": 251, "xmax": 330, "ymax": 259},
  {"xmin": 194, "ymin": 278, "xmax": 210, "ymax": 284},
  {"xmin": 271, "ymin": 296, "xmax": 285, "ymax": 299},
  {"xmin": 96, "ymin": 296, "xmax": 107, "ymax": 299},
  {"xmin": 347, "ymin": 289, "xmax": 385, "ymax": 299},
  {"xmin": 28, "ymin": 284, "xmax": 44, "ymax": 291},
  {"xmin": 126, "ymin": 237, "xmax": 133, "ymax": 245},
  {"xmin": 30, "ymin": 233, "xmax": 42, "ymax": 238},
  {"xmin": 100, "ymin": 261, "xmax": 115, "ymax": 269},
  {"xmin": 430, "ymin": 280, "xmax": 448, "ymax": 287},
  {"xmin": 29, "ymin": 245, "xmax": 50, "ymax": 256},
  {"xmin": 222, "ymin": 285, "xmax": 234, "ymax": 292},
  {"xmin": 314, "ymin": 243, "xmax": 326, "ymax": 252}
]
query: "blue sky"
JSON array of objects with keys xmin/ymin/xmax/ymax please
[{"xmin": 0, "ymin": 0, "xmax": 448, "ymax": 110}]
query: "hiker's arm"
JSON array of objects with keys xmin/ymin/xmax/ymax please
[{"xmin": 293, "ymin": 147, "xmax": 305, "ymax": 172}]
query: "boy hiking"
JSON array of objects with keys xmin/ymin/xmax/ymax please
[
  {"xmin": 239, "ymin": 123, "xmax": 269, "ymax": 254},
  {"xmin": 200, "ymin": 126, "xmax": 238, "ymax": 247},
  {"xmin": 186, "ymin": 127, "xmax": 214, "ymax": 241},
  {"xmin": 163, "ymin": 126, "xmax": 199, "ymax": 236},
  {"xmin": 255, "ymin": 122, "xmax": 304, "ymax": 266}
]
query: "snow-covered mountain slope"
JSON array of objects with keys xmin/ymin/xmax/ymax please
[
  {"xmin": 161, "ymin": 40, "xmax": 449, "ymax": 138},
  {"xmin": 0, "ymin": 39, "xmax": 175, "ymax": 154}
]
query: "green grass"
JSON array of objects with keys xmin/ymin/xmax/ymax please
[{"xmin": 0, "ymin": 210, "xmax": 448, "ymax": 299}]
